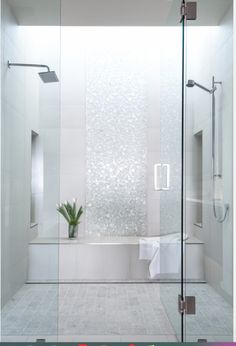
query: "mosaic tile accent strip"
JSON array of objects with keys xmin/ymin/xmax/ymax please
[
  {"xmin": 85, "ymin": 41, "xmax": 148, "ymax": 236},
  {"xmin": 159, "ymin": 36, "xmax": 182, "ymax": 236}
]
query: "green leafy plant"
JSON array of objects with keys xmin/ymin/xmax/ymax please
[{"xmin": 56, "ymin": 199, "xmax": 83, "ymax": 226}]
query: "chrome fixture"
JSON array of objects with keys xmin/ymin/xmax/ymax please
[
  {"xmin": 186, "ymin": 79, "xmax": 216, "ymax": 94},
  {"xmin": 8, "ymin": 61, "xmax": 59, "ymax": 83},
  {"xmin": 154, "ymin": 163, "xmax": 170, "ymax": 191},
  {"xmin": 211, "ymin": 76, "xmax": 229, "ymax": 223},
  {"xmin": 187, "ymin": 77, "xmax": 229, "ymax": 223}
]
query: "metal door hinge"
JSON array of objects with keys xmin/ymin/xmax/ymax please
[
  {"xmin": 178, "ymin": 295, "xmax": 196, "ymax": 314},
  {"xmin": 180, "ymin": 2, "xmax": 197, "ymax": 20}
]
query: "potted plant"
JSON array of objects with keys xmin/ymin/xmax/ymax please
[{"xmin": 56, "ymin": 199, "xmax": 83, "ymax": 239}]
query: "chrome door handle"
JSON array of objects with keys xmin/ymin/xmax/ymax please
[
  {"xmin": 154, "ymin": 163, "xmax": 170, "ymax": 191},
  {"xmin": 154, "ymin": 164, "xmax": 162, "ymax": 191},
  {"xmin": 162, "ymin": 164, "xmax": 170, "ymax": 190}
]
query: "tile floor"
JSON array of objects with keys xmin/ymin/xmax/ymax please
[
  {"xmin": 161, "ymin": 283, "xmax": 233, "ymax": 342},
  {"xmin": 1, "ymin": 283, "xmax": 233, "ymax": 342}
]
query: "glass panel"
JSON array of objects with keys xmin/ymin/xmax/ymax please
[
  {"xmin": 1, "ymin": 0, "xmax": 61, "ymax": 342},
  {"xmin": 185, "ymin": 0, "xmax": 233, "ymax": 342},
  {"xmin": 159, "ymin": 1, "xmax": 184, "ymax": 342},
  {"xmin": 59, "ymin": 7, "xmax": 183, "ymax": 341}
]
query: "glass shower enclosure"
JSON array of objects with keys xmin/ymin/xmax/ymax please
[{"xmin": 0, "ymin": 0, "xmax": 234, "ymax": 343}]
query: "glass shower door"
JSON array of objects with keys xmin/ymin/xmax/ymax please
[
  {"xmin": 158, "ymin": 0, "xmax": 185, "ymax": 342},
  {"xmin": 58, "ymin": 2, "xmax": 185, "ymax": 340},
  {"xmin": 184, "ymin": 0, "xmax": 233, "ymax": 342},
  {"xmin": 160, "ymin": 0, "xmax": 234, "ymax": 341}
]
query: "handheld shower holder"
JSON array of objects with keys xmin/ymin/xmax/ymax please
[{"xmin": 187, "ymin": 76, "xmax": 228, "ymax": 223}]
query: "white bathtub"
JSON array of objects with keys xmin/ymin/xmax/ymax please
[{"xmin": 28, "ymin": 234, "xmax": 204, "ymax": 283}]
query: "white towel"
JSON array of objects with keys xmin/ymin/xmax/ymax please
[
  {"xmin": 139, "ymin": 237, "xmax": 160, "ymax": 260},
  {"xmin": 139, "ymin": 234, "xmax": 182, "ymax": 279},
  {"xmin": 149, "ymin": 244, "xmax": 160, "ymax": 278},
  {"xmin": 159, "ymin": 242, "xmax": 181, "ymax": 276}
]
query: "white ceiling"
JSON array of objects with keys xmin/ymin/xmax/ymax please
[{"xmin": 6, "ymin": 0, "xmax": 232, "ymax": 26}]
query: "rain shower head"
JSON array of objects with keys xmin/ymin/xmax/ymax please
[
  {"xmin": 186, "ymin": 79, "xmax": 215, "ymax": 94},
  {"xmin": 8, "ymin": 61, "xmax": 59, "ymax": 83},
  {"xmin": 39, "ymin": 71, "xmax": 59, "ymax": 83}
]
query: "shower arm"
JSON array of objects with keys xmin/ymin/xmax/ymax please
[
  {"xmin": 8, "ymin": 61, "xmax": 50, "ymax": 72},
  {"xmin": 194, "ymin": 81, "xmax": 215, "ymax": 94}
]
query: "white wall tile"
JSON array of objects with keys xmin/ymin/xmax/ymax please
[
  {"xmin": 61, "ymin": 105, "xmax": 85, "ymax": 129},
  {"xmin": 1, "ymin": 1, "xmax": 46, "ymax": 305}
]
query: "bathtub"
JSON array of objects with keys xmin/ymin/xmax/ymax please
[{"xmin": 28, "ymin": 234, "xmax": 204, "ymax": 283}]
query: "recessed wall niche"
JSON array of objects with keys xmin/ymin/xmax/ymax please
[
  {"xmin": 30, "ymin": 131, "xmax": 43, "ymax": 238},
  {"xmin": 193, "ymin": 130, "xmax": 203, "ymax": 228}
]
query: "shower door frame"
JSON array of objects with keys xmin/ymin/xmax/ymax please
[
  {"xmin": 180, "ymin": 0, "xmax": 197, "ymax": 341},
  {"xmin": 180, "ymin": 0, "xmax": 186, "ymax": 341}
]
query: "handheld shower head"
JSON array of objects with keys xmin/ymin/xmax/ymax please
[
  {"xmin": 186, "ymin": 80, "xmax": 195, "ymax": 87},
  {"xmin": 186, "ymin": 79, "xmax": 215, "ymax": 94}
]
